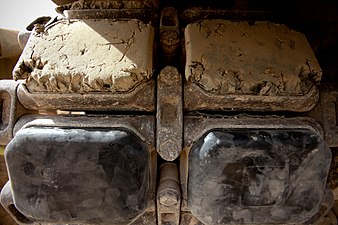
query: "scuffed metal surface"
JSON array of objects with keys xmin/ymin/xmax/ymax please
[{"xmin": 156, "ymin": 66, "xmax": 183, "ymax": 161}]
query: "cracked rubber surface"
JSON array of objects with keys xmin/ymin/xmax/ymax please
[
  {"xmin": 5, "ymin": 127, "xmax": 149, "ymax": 224},
  {"xmin": 13, "ymin": 19, "xmax": 154, "ymax": 93},
  {"xmin": 188, "ymin": 129, "xmax": 331, "ymax": 224}
]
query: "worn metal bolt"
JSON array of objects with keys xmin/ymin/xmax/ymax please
[
  {"xmin": 159, "ymin": 190, "xmax": 178, "ymax": 207},
  {"xmin": 159, "ymin": 140, "xmax": 180, "ymax": 162}
]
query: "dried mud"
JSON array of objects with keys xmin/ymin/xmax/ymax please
[
  {"xmin": 13, "ymin": 19, "xmax": 154, "ymax": 93},
  {"xmin": 185, "ymin": 20, "xmax": 322, "ymax": 96}
]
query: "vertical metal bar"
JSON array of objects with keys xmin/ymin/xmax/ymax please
[{"xmin": 156, "ymin": 66, "xmax": 183, "ymax": 161}]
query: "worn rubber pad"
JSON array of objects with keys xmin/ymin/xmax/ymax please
[
  {"xmin": 5, "ymin": 127, "xmax": 149, "ymax": 224},
  {"xmin": 188, "ymin": 128, "xmax": 331, "ymax": 224}
]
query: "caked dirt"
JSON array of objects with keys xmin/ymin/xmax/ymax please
[
  {"xmin": 185, "ymin": 20, "xmax": 322, "ymax": 96},
  {"xmin": 13, "ymin": 19, "xmax": 154, "ymax": 94}
]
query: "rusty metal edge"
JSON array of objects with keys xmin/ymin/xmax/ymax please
[
  {"xmin": 184, "ymin": 83, "xmax": 320, "ymax": 112},
  {"xmin": 17, "ymin": 80, "xmax": 155, "ymax": 112}
]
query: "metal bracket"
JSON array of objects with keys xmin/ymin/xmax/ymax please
[
  {"xmin": 160, "ymin": 7, "xmax": 180, "ymax": 65},
  {"xmin": 0, "ymin": 80, "xmax": 32, "ymax": 145},
  {"xmin": 307, "ymin": 83, "xmax": 338, "ymax": 147},
  {"xmin": 319, "ymin": 84, "xmax": 338, "ymax": 147},
  {"xmin": 156, "ymin": 66, "xmax": 183, "ymax": 161}
]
